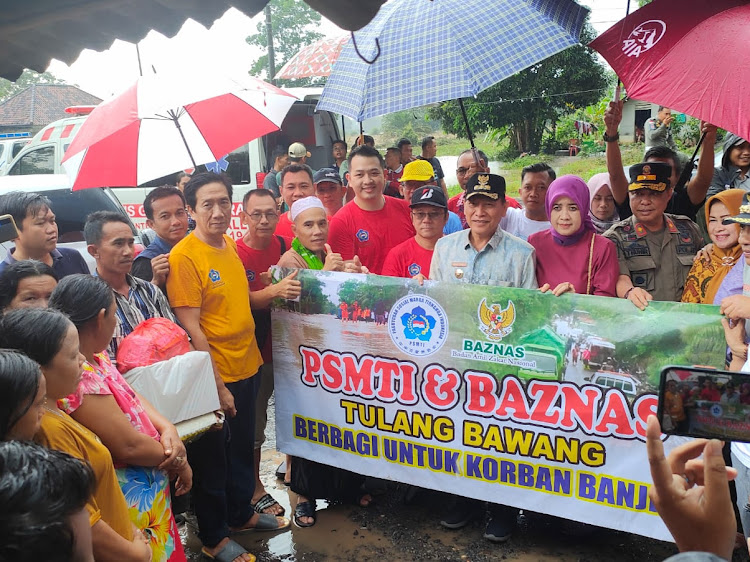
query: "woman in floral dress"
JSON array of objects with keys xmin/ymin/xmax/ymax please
[{"xmin": 51, "ymin": 274, "xmax": 191, "ymax": 562}]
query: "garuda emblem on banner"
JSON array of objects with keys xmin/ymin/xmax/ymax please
[{"xmin": 478, "ymin": 298, "xmax": 515, "ymax": 341}]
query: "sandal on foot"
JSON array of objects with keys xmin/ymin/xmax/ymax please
[
  {"xmin": 275, "ymin": 461, "xmax": 286, "ymax": 481},
  {"xmin": 251, "ymin": 493, "xmax": 285, "ymax": 516},
  {"xmin": 201, "ymin": 539, "xmax": 255, "ymax": 562},
  {"xmin": 293, "ymin": 500, "xmax": 317, "ymax": 528},
  {"xmin": 230, "ymin": 513, "xmax": 290, "ymax": 534}
]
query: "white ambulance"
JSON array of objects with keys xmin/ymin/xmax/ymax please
[{"xmin": 3, "ymin": 89, "xmax": 342, "ymax": 240}]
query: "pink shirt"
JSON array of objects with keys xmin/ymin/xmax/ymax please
[
  {"xmin": 62, "ymin": 353, "xmax": 159, "ymax": 467},
  {"xmin": 528, "ymin": 230, "xmax": 619, "ymax": 297}
]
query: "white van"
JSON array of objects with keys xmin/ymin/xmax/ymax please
[
  {"xmin": 3, "ymin": 89, "xmax": 342, "ymax": 240},
  {"xmin": 0, "ymin": 133, "xmax": 31, "ymax": 174}
]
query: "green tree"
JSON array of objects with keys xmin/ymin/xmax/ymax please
[
  {"xmin": 246, "ymin": 0, "xmax": 325, "ymax": 87},
  {"xmin": 428, "ymin": 25, "xmax": 608, "ymax": 155},
  {"xmin": 0, "ymin": 69, "xmax": 66, "ymax": 103},
  {"xmin": 380, "ymin": 108, "xmax": 439, "ymax": 145}
]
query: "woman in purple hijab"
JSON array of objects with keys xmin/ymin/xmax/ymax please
[{"xmin": 528, "ymin": 175, "xmax": 620, "ymax": 297}]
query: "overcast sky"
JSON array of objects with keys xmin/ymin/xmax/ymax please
[{"xmin": 47, "ymin": 0, "xmax": 633, "ymax": 100}]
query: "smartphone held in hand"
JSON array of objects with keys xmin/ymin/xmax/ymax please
[
  {"xmin": 0, "ymin": 214, "xmax": 18, "ymax": 245},
  {"xmin": 657, "ymin": 365, "xmax": 750, "ymax": 442}
]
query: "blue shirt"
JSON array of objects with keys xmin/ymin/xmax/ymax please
[
  {"xmin": 429, "ymin": 226, "xmax": 537, "ymax": 288},
  {"xmin": 131, "ymin": 235, "xmax": 173, "ymax": 283},
  {"xmin": 443, "ymin": 211, "xmax": 463, "ymax": 235},
  {"xmin": 0, "ymin": 247, "xmax": 89, "ymax": 278}
]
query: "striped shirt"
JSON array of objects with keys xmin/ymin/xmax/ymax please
[{"xmin": 107, "ymin": 274, "xmax": 177, "ymax": 362}]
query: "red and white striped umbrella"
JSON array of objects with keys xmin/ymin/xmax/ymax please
[{"xmin": 62, "ymin": 74, "xmax": 297, "ymax": 190}]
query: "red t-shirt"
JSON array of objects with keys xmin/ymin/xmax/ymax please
[
  {"xmin": 328, "ymin": 197, "xmax": 415, "ymax": 275},
  {"xmin": 381, "ymin": 237, "xmax": 434, "ymax": 279},
  {"xmin": 235, "ymin": 235, "xmax": 290, "ymax": 362},
  {"xmin": 275, "ymin": 212, "xmax": 295, "ymax": 239}
]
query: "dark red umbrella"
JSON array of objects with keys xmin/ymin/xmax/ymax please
[{"xmin": 590, "ymin": 0, "xmax": 750, "ymax": 140}]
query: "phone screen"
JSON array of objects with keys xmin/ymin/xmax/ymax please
[
  {"xmin": 658, "ymin": 365, "xmax": 750, "ymax": 442},
  {"xmin": 0, "ymin": 214, "xmax": 18, "ymax": 245}
]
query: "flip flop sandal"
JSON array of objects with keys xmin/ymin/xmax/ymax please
[
  {"xmin": 230, "ymin": 513, "xmax": 290, "ymax": 534},
  {"xmin": 275, "ymin": 461, "xmax": 286, "ymax": 481},
  {"xmin": 201, "ymin": 539, "xmax": 255, "ymax": 562},
  {"xmin": 293, "ymin": 499, "xmax": 317, "ymax": 528},
  {"xmin": 251, "ymin": 493, "xmax": 285, "ymax": 516}
]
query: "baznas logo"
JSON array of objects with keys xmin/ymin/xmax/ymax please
[
  {"xmin": 478, "ymin": 298, "xmax": 515, "ymax": 341},
  {"xmin": 388, "ymin": 294, "xmax": 448, "ymax": 357}
]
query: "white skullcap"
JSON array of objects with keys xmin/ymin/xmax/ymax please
[{"xmin": 290, "ymin": 196, "xmax": 326, "ymax": 221}]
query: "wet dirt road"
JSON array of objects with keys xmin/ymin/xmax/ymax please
[{"xmin": 179, "ymin": 396, "xmax": 701, "ymax": 562}]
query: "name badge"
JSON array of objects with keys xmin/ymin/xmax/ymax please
[{"xmin": 451, "ymin": 262, "xmax": 468, "ymax": 267}]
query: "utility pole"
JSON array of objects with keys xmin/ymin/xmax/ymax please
[{"xmin": 264, "ymin": 5, "xmax": 276, "ymax": 85}]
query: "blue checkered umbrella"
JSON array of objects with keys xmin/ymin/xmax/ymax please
[{"xmin": 317, "ymin": 0, "xmax": 589, "ymax": 124}]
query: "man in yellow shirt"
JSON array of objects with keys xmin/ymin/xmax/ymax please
[{"xmin": 167, "ymin": 172, "xmax": 289, "ymax": 562}]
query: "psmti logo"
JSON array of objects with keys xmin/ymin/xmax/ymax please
[
  {"xmin": 208, "ymin": 269, "xmax": 221, "ymax": 282},
  {"xmin": 408, "ymin": 263, "xmax": 421, "ymax": 276},
  {"xmin": 622, "ymin": 20, "xmax": 666, "ymax": 58},
  {"xmin": 388, "ymin": 294, "xmax": 448, "ymax": 357},
  {"xmin": 246, "ymin": 270, "xmax": 256, "ymax": 282},
  {"xmin": 356, "ymin": 229, "xmax": 369, "ymax": 242},
  {"xmin": 478, "ymin": 298, "xmax": 515, "ymax": 341}
]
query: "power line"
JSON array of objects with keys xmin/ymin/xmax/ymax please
[{"xmin": 467, "ymin": 87, "xmax": 609, "ymax": 106}]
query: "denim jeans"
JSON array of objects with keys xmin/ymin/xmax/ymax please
[{"xmin": 187, "ymin": 373, "xmax": 260, "ymax": 547}]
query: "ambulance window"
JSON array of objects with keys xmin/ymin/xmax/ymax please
[
  {"xmin": 8, "ymin": 146, "xmax": 55, "ymax": 175},
  {"xmin": 0, "ymin": 145, "xmax": 5, "ymax": 159},
  {"xmin": 226, "ymin": 144, "xmax": 250, "ymax": 185},
  {"xmin": 11, "ymin": 141, "xmax": 25, "ymax": 158}
]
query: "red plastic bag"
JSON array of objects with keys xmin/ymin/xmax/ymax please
[{"xmin": 116, "ymin": 317, "xmax": 190, "ymax": 373}]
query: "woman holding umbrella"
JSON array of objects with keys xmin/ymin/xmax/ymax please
[{"xmin": 528, "ymin": 175, "xmax": 620, "ymax": 297}]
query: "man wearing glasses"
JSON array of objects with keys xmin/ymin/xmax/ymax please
[
  {"xmin": 237, "ymin": 187, "xmax": 301, "ymax": 520},
  {"xmin": 399, "ymin": 160, "xmax": 462, "ymax": 235},
  {"xmin": 382, "ymin": 186, "xmax": 448, "ymax": 280},
  {"xmin": 448, "ymin": 149, "xmax": 521, "ymax": 228},
  {"xmin": 131, "ymin": 185, "xmax": 190, "ymax": 289}
]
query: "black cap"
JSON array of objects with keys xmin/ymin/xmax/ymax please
[
  {"xmin": 465, "ymin": 173, "xmax": 506, "ymax": 201},
  {"xmin": 723, "ymin": 191, "xmax": 750, "ymax": 226},
  {"xmin": 410, "ymin": 185, "xmax": 447, "ymax": 209},
  {"xmin": 313, "ymin": 167, "xmax": 343, "ymax": 185},
  {"xmin": 628, "ymin": 162, "xmax": 671, "ymax": 192}
]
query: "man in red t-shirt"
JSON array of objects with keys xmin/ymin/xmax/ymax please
[
  {"xmin": 449, "ymin": 149, "xmax": 520, "ymax": 227},
  {"xmin": 236, "ymin": 188, "xmax": 301, "ymax": 515},
  {"xmin": 328, "ymin": 145, "xmax": 415, "ymax": 274},
  {"xmin": 384, "ymin": 147, "xmax": 404, "ymax": 198},
  {"xmin": 275, "ymin": 163, "xmax": 316, "ymax": 238},
  {"xmin": 382, "ymin": 186, "xmax": 448, "ymax": 280}
]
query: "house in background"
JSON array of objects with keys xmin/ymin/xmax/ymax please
[
  {"xmin": 621, "ymin": 99, "xmax": 660, "ymax": 143},
  {"xmin": 0, "ymin": 84, "xmax": 101, "ymax": 136}
]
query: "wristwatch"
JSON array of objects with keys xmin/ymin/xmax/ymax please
[{"xmin": 603, "ymin": 132, "xmax": 620, "ymax": 143}]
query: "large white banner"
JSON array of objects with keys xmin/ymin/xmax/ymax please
[{"xmin": 272, "ymin": 269, "xmax": 725, "ymax": 541}]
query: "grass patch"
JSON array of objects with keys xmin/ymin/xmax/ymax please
[{"xmin": 435, "ymin": 135, "xmax": 498, "ymax": 158}]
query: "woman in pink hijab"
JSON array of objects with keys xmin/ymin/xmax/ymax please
[
  {"xmin": 587, "ymin": 173, "xmax": 620, "ymax": 234},
  {"xmin": 528, "ymin": 175, "xmax": 620, "ymax": 297}
]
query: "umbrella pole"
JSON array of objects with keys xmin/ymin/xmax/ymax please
[
  {"xmin": 170, "ymin": 112, "xmax": 198, "ymax": 169},
  {"xmin": 359, "ymin": 121, "xmax": 364, "ymax": 145},
  {"xmin": 458, "ymin": 98, "xmax": 476, "ymax": 150},
  {"xmin": 675, "ymin": 131, "xmax": 707, "ymax": 191}
]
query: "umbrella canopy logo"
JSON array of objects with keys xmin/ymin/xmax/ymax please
[
  {"xmin": 388, "ymin": 294, "xmax": 448, "ymax": 357},
  {"xmin": 622, "ymin": 20, "xmax": 667, "ymax": 58}
]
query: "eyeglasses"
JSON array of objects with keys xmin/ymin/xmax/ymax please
[
  {"xmin": 246, "ymin": 211, "xmax": 279, "ymax": 222},
  {"xmin": 412, "ymin": 211, "xmax": 444, "ymax": 221},
  {"xmin": 456, "ymin": 167, "xmax": 470, "ymax": 176}
]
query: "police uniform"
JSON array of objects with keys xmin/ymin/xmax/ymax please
[{"xmin": 603, "ymin": 162, "xmax": 703, "ymax": 302}]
